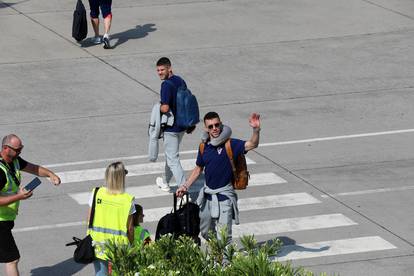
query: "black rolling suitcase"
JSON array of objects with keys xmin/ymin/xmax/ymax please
[{"xmin": 155, "ymin": 193, "xmax": 200, "ymax": 245}]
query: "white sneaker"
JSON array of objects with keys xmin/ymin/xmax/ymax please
[
  {"xmin": 92, "ymin": 36, "xmax": 101, "ymax": 44},
  {"xmin": 156, "ymin": 177, "xmax": 170, "ymax": 192}
]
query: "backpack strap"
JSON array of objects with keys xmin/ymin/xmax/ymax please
[
  {"xmin": 199, "ymin": 142, "xmax": 205, "ymax": 155},
  {"xmin": 0, "ymin": 159, "xmax": 20, "ymax": 186},
  {"xmin": 88, "ymin": 187, "xmax": 100, "ymax": 229},
  {"xmin": 224, "ymin": 139, "xmax": 237, "ymax": 178},
  {"xmin": 165, "ymin": 78, "xmax": 186, "ymax": 90}
]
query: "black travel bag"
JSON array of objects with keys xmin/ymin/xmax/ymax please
[
  {"xmin": 155, "ymin": 193, "xmax": 200, "ymax": 245},
  {"xmin": 65, "ymin": 187, "xmax": 99, "ymax": 263},
  {"xmin": 72, "ymin": 0, "xmax": 88, "ymax": 41}
]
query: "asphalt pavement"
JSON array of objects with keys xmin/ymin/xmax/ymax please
[{"xmin": 1, "ymin": 0, "xmax": 414, "ymax": 275}]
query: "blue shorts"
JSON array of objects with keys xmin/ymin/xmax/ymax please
[{"xmin": 88, "ymin": 0, "xmax": 112, "ymax": 18}]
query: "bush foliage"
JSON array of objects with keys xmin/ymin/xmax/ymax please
[{"xmin": 105, "ymin": 230, "xmax": 329, "ymax": 276}]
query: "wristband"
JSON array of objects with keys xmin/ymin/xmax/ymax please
[{"xmin": 253, "ymin": 127, "xmax": 261, "ymax": 132}]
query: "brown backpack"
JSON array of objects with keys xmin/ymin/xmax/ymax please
[{"xmin": 199, "ymin": 139, "xmax": 249, "ymax": 190}]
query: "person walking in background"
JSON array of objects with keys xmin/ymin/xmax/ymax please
[
  {"xmin": 133, "ymin": 204, "xmax": 151, "ymax": 245},
  {"xmin": 155, "ymin": 57, "xmax": 192, "ymax": 192},
  {"xmin": 176, "ymin": 112, "xmax": 261, "ymax": 244},
  {"xmin": 0, "ymin": 134, "xmax": 61, "ymax": 276},
  {"xmin": 87, "ymin": 162, "xmax": 135, "ymax": 276},
  {"xmin": 88, "ymin": 0, "xmax": 113, "ymax": 48}
]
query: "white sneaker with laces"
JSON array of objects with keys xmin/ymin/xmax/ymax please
[{"xmin": 156, "ymin": 177, "xmax": 170, "ymax": 192}]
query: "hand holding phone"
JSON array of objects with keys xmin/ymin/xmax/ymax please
[
  {"xmin": 24, "ymin": 177, "xmax": 42, "ymax": 192},
  {"xmin": 19, "ymin": 187, "xmax": 33, "ymax": 200}
]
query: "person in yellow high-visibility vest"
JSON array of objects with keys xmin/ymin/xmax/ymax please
[
  {"xmin": 133, "ymin": 204, "xmax": 151, "ymax": 245},
  {"xmin": 0, "ymin": 134, "xmax": 61, "ymax": 276},
  {"xmin": 87, "ymin": 161, "xmax": 135, "ymax": 276}
]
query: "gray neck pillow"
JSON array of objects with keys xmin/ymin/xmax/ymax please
[{"xmin": 201, "ymin": 124, "xmax": 232, "ymax": 146}]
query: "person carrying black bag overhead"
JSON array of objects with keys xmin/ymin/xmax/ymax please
[{"xmin": 86, "ymin": 162, "xmax": 135, "ymax": 276}]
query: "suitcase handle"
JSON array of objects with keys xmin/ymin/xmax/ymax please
[{"xmin": 173, "ymin": 192, "xmax": 189, "ymax": 213}]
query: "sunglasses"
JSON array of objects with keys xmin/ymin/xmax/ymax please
[
  {"xmin": 207, "ymin": 123, "xmax": 221, "ymax": 130},
  {"xmin": 6, "ymin": 145, "xmax": 24, "ymax": 153},
  {"xmin": 124, "ymin": 169, "xmax": 128, "ymax": 175}
]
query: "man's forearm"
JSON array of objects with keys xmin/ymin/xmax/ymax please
[
  {"xmin": 245, "ymin": 127, "xmax": 260, "ymax": 151},
  {"xmin": 184, "ymin": 166, "xmax": 202, "ymax": 188},
  {"xmin": 24, "ymin": 163, "xmax": 56, "ymax": 178},
  {"xmin": 250, "ymin": 127, "xmax": 260, "ymax": 148},
  {"xmin": 0, "ymin": 194, "xmax": 21, "ymax": 206},
  {"xmin": 37, "ymin": 166, "xmax": 56, "ymax": 178}
]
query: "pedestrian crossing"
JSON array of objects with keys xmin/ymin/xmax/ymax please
[
  {"xmin": 60, "ymin": 155, "xmax": 397, "ymax": 263},
  {"xmin": 59, "ymin": 157, "xmax": 255, "ymax": 184}
]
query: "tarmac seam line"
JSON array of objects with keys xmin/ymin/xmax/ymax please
[
  {"xmin": 1, "ymin": 25, "xmax": 414, "ymax": 66},
  {"xmin": 0, "ymin": 86, "xmax": 412, "ymax": 126},
  {"xmin": 78, "ymin": 27, "xmax": 414, "ymax": 59},
  {"xmin": 292, "ymin": 157, "xmax": 414, "ymax": 172},
  {"xmin": 304, "ymin": 252, "xmax": 414, "ymax": 269},
  {"xmin": 252, "ymin": 149, "xmax": 414, "ymax": 249},
  {"xmin": 1, "ymin": 1, "xmax": 159, "ymax": 96},
  {"xmin": 0, "ymin": 0, "xmax": 228, "ymax": 16},
  {"xmin": 362, "ymin": 0, "xmax": 414, "ymax": 21}
]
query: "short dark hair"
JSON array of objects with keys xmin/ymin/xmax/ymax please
[
  {"xmin": 203, "ymin": 112, "xmax": 220, "ymax": 122},
  {"xmin": 156, "ymin": 57, "xmax": 171, "ymax": 67},
  {"xmin": 133, "ymin": 204, "xmax": 143, "ymax": 226}
]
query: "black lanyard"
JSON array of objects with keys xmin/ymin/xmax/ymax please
[{"xmin": 0, "ymin": 159, "xmax": 20, "ymax": 186}]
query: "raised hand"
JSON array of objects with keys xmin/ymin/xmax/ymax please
[{"xmin": 248, "ymin": 113, "xmax": 261, "ymax": 128}]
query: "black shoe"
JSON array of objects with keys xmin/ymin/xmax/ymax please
[{"xmin": 103, "ymin": 36, "xmax": 111, "ymax": 49}]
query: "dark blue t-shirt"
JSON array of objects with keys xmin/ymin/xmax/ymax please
[
  {"xmin": 160, "ymin": 75, "xmax": 187, "ymax": 133},
  {"xmin": 196, "ymin": 138, "xmax": 246, "ymax": 201}
]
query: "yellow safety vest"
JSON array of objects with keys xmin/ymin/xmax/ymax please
[
  {"xmin": 134, "ymin": 226, "xmax": 151, "ymax": 244},
  {"xmin": 87, "ymin": 187, "xmax": 133, "ymax": 260},
  {"xmin": 0, "ymin": 159, "xmax": 21, "ymax": 221}
]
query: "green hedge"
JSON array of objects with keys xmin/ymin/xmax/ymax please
[{"xmin": 105, "ymin": 230, "xmax": 331, "ymax": 276}]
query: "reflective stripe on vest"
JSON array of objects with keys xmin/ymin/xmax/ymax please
[
  {"xmin": 87, "ymin": 187, "xmax": 133, "ymax": 260},
  {"xmin": 90, "ymin": 226, "xmax": 127, "ymax": 237},
  {"xmin": 0, "ymin": 159, "xmax": 21, "ymax": 221}
]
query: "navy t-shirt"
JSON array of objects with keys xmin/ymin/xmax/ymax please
[
  {"xmin": 196, "ymin": 139, "xmax": 246, "ymax": 201},
  {"xmin": 160, "ymin": 75, "xmax": 187, "ymax": 133}
]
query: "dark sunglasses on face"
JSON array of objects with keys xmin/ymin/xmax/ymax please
[
  {"xmin": 6, "ymin": 145, "xmax": 23, "ymax": 153},
  {"xmin": 124, "ymin": 169, "xmax": 128, "ymax": 175},
  {"xmin": 207, "ymin": 123, "xmax": 221, "ymax": 130}
]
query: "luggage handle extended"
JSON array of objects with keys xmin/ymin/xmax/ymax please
[{"xmin": 173, "ymin": 191, "xmax": 189, "ymax": 213}]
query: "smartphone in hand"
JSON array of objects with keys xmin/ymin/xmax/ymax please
[{"xmin": 24, "ymin": 177, "xmax": 41, "ymax": 191}]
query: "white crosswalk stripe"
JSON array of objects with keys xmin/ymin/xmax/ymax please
[
  {"xmin": 68, "ymin": 172, "xmax": 287, "ymax": 204},
  {"xmin": 143, "ymin": 193, "xmax": 321, "ymax": 222},
  {"xmin": 57, "ymin": 157, "xmax": 255, "ymax": 184},
  {"xmin": 273, "ymin": 236, "xmax": 397, "ymax": 261},
  {"xmin": 232, "ymin": 214, "xmax": 357, "ymax": 238}
]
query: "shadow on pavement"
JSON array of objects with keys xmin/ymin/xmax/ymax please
[
  {"xmin": 1, "ymin": 0, "xmax": 31, "ymax": 9},
  {"xmin": 30, "ymin": 258, "xmax": 87, "ymax": 276},
  {"xmin": 271, "ymin": 236, "xmax": 330, "ymax": 258},
  {"xmin": 79, "ymin": 23, "xmax": 157, "ymax": 48},
  {"xmin": 111, "ymin": 23, "xmax": 157, "ymax": 48}
]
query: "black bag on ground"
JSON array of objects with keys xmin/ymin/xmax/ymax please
[
  {"xmin": 155, "ymin": 193, "xmax": 200, "ymax": 244},
  {"xmin": 66, "ymin": 187, "xmax": 100, "ymax": 263},
  {"xmin": 72, "ymin": 0, "xmax": 87, "ymax": 41},
  {"xmin": 66, "ymin": 235, "xmax": 95, "ymax": 264}
]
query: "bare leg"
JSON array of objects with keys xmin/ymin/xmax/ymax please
[
  {"xmin": 91, "ymin": 17, "xmax": 99, "ymax": 37},
  {"xmin": 5, "ymin": 259, "xmax": 19, "ymax": 276},
  {"xmin": 103, "ymin": 15, "xmax": 112, "ymax": 36}
]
